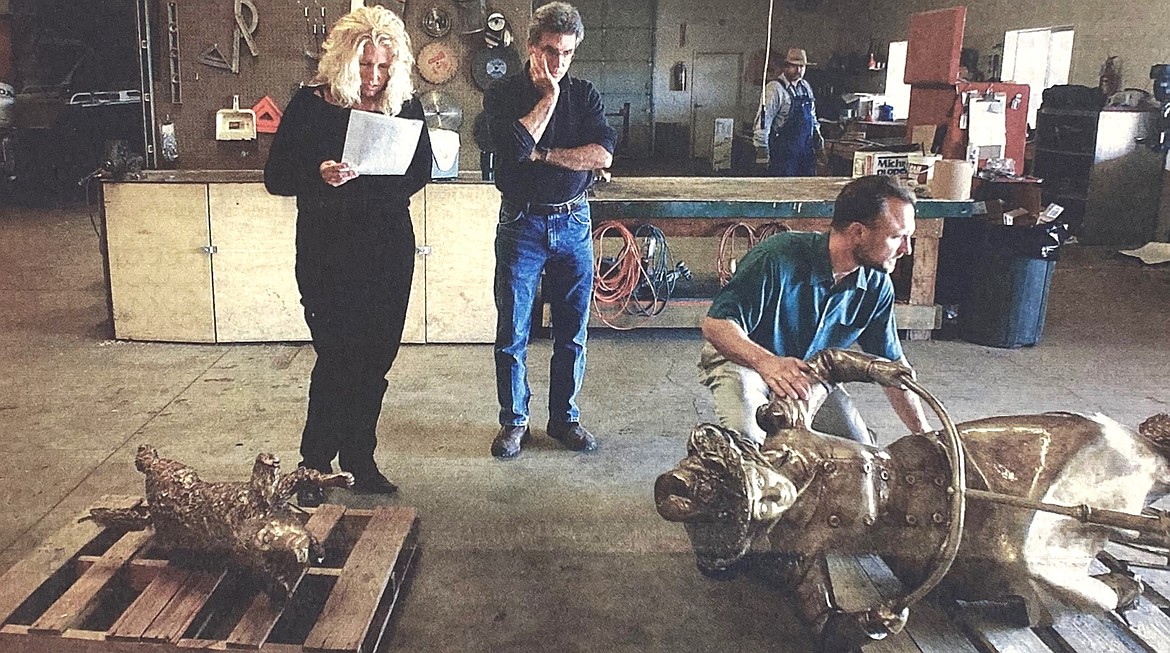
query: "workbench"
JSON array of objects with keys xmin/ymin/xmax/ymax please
[
  {"xmin": 588, "ymin": 177, "xmax": 975, "ymax": 339},
  {"xmin": 102, "ymin": 173, "xmax": 971, "ymax": 343}
]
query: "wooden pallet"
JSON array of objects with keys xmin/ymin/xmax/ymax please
[
  {"xmin": 827, "ymin": 546, "xmax": 1170, "ymax": 653},
  {"xmin": 0, "ymin": 496, "xmax": 419, "ymax": 653}
]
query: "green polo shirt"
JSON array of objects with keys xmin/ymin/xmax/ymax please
[{"xmin": 708, "ymin": 231, "xmax": 903, "ymax": 362}]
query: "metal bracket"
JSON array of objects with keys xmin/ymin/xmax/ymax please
[
  {"xmin": 416, "ymin": 245, "xmax": 433, "ymax": 256},
  {"xmin": 201, "ymin": 245, "xmax": 219, "ymax": 255},
  {"xmin": 166, "ymin": 2, "xmax": 181, "ymax": 104}
]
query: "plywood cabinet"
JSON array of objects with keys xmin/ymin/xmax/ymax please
[
  {"xmin": 103, "ymin": 176, "xmax": 499, "ymax": 344},
  {"xmin": 422, "ymin": 184, "xmax": 499, "ymax": 343},
  {"xmin": 104, "ymin": 183, "xmax": 217, "ymax": 342}
]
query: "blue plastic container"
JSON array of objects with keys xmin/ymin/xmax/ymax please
[{"xmin": 962, "ymin": 253, "xmax": 1056, "ymax": 348}]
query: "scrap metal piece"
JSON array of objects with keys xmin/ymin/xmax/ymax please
[
  {"xmin": 230, "ymin": 0, "xmax": 260, "ymax": 74},
  {"xmin": 197, "ymin": 44, "xmax": 233, "ymax": 71},
  {"xmin": 88, "ymin": 445, "xmax": 353, "ymax": 597}
]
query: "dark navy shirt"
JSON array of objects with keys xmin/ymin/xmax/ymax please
[
  {"xmin": 483, "ymin": 64, "xmax": 617, "ymax": 205},
  {"xmin": 707, "ymin": 231, "xmax": 903, "ymax": 362}
]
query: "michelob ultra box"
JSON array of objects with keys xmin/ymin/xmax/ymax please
[{"xmin": 852, "ymin": 151, "xmax": 909, "ymax": 177}]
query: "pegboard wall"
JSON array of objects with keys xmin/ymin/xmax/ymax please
[{"xmin": 157, "ymin": 0, "xmax": 532, "ymax": 170}]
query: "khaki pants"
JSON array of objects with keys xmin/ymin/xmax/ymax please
[{"xmin": 697, "ymin": 342, "xmax": 873, "ymax": 445}]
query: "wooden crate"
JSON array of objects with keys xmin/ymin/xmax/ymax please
[{"xmin": 0, "ymin": 497, "xmax": 419, "ymax": 653}]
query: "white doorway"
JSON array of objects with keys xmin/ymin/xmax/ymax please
[{"xmin": 690, "ymin": 53, "xmax": 742, "ymax": 159}]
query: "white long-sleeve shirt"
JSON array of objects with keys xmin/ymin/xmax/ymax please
[{"xmin": 752, "ymin": 78, "xmax": 819, "ymax": 153}]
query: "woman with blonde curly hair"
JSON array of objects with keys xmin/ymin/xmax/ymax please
[{"xmin": 264, "ymin": 5, "xmax": 431, "ymax": 506}]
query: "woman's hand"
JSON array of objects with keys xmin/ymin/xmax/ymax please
[{"xmin": 319, "ymin": 160, "xmax": 358, "ymax": 187}]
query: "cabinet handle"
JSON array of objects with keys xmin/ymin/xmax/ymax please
[
  {"xmin": 200, "ymin": 245, "xmax": 218, "ymax": 255},
  {"xmin": 416, "ymin": 245, "xmax": 432, "ymax": 256}
]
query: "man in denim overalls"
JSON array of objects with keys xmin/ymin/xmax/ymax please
[{"xmin": 766, "ymin": 48, "xmax": 824, "ymax": 177}]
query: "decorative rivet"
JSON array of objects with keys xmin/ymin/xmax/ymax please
[
  {"xmin": 862, "ymin": 462, "xmax": 873, "ymax": 475},
  {"xmin": 822, "ymin": 461, "xmax": 837, "ymax": 474},
  {"xmin": 879, "ymin": 470, "xmax": 890, "ymax": 481},
  {"xmin": 932, "ymin": 512, "xmax": 946, "ymax": 524},
  {"xmin": 934, "ymin": 476, "xmax": 946, "ymax": 487},
  {"xmin": 905, "ymin": 473, "xmax": 917, "ymax": 486},
  {"xmin": 828, "ymin": 515, "xmax": 841, "ymax": 528},
  {"xmin": 905, "ymin": 514, "xmax": 918, "ymax": 526}
]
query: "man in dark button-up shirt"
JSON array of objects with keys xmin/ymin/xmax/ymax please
[{"xmin": 483, "ymin": 2, "xmax": 616, "ymax": 460}]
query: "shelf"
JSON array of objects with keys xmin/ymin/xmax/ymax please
[
  {"xmin": 1036, "ymin": 148, "xmax": 1093, "ymax": 157},
  {"xmin": 1039, "ymin": 108, "xmax": 1101, "ymax": 117},
  {"xmin": 1043, "ymin": 191, "xmax": 1087, "ymax": 202}
]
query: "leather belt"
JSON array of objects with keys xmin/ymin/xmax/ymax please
[{"xmin": 503, "ymin": 191, "xmax": 587, "ymax": 216}]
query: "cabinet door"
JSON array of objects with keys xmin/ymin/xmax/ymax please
[
  {"xmin": 103, "ymin": 183, "xmax": 215, "ymax": 342},
  {"xmin": 424, "ymin": 184, "xmax": 499, "ymax": 343},
  {"xmin": 401, "ymin": 190, "xmax": 426, "ymax": 344},
  {"xmin": 208, "ymin": 184, "xmax": 309, "ymax": 342}
]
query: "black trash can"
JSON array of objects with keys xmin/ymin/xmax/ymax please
[{"xmin": 961, "ymin": 222, "xmax": 1068, "ymax": 348}]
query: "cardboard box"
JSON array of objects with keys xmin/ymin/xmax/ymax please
[
  {"xmin": 852, "ymin": 151, "xmax": 909, "ymax": 177},
  {"xmin": 712, "ymin": 118, "xmax": 734, "ymax": 171}
]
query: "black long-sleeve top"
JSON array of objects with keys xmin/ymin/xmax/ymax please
[
  {"xmin": 483, "ymin": 65, "xmax": 616, "ymax": 205},
  {"xmin": 264, "ymin": 85, "xmax": 432, "ymax": 209},
  {"xmin": 263, "ymin": 86, "xmax": 432, "ymax": 308}
]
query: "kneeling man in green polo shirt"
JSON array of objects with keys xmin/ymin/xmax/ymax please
[{"xmin": 699, "ymin": 175, "xmax": 932, "ymax": 445}]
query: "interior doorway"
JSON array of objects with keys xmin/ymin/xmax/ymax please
[{"xmin": 690, "ymin": 52, "xmax": 741, "ymax": 160}]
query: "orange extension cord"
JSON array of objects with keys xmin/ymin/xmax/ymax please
[{"xmin": 591, "ymin": 221, "xmax": 662, "ymax": 330}]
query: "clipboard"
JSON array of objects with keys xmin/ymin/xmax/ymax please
[{"xmin": 341, "ymin": 110, "xmax": 424, "ymax": 175}]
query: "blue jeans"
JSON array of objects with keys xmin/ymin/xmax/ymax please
[{"xmin": 494, "ymin": 199, "xmax": 594, "ymax": 427}]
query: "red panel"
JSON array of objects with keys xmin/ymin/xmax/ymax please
[
  {"xmin": 905, "ymin": 6, "xmax": 966, "ymax": 86},
  {"xmin": 906, "ymin": 83, "xmax": 1031, "ymax": 175}
]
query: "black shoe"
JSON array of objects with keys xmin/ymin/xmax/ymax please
[
  {"xmin": 297, "ymin": 485, "xmax": 325, "ymax": 508},
  {"xmin": 547, "ymin": 421, "xmax": 597, "ymax": 452},
  {"xmin": 491, "ymin": 425, "xmax": 530, "ymax": 459},
  {"xmin": 352, "ymin": 470, "xmax": 399, "ymax": 495}
]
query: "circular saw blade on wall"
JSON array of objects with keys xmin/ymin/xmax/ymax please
[
  {"xmin": 422, "ymin": 6, "xmax": 452, "ymax": 38},
  {"xmin": 417, "ymin": 41, "xmax": 458, "ymax": 85},
  {"xmin": 472, "ymin": 46, "xmax": 521, "ymax": 91},
  {"xmin": 420, "ymin": 90, "xmax": 464, "ymax": 130}
]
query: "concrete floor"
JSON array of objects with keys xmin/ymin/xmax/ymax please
[{"xmin": 2, "ymin": 203, "xmax": 1170, "ymax": 652}]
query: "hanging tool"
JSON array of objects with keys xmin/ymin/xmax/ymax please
[
  {"xmin": 304, "ymin": 6, "xmax": 326, "ymax": 60},
  {"xmin": 166, "ymin": 2, "xmax": 181, "ymax": 103},
  {"xmin": 197, "ymin": 44, "xmax": 233, "ymax": 71},
  {"xmin": 230, "ymin": 0, "xmax": 260, "ymax": 74},
  {"xmin": 135, "ymin": 0, "xmax": 158, "ymax": 168}
]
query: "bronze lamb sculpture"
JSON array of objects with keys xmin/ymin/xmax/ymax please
[
  {"xmin": 655, "ymin": 348, "xmax": 1170, "ymax": 652},
  {"xmin": 89, "ymin": 445, "xmax": 353, "ymax": 596}
]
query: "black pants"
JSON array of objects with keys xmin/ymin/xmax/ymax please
[
  {"xmin": 298, "ymin": 297, "xmax": 410, "ymax": 476},
  {"xmin": 296, "ymin": 207, "xmax": 415, "ymax": 478}
]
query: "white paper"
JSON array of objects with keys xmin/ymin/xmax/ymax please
[
  {"xmin": 342, "ymin": 110, "xmax": 424, "ymax": 175},
  {"xmin": 967, "ymin": 93, "xmax": 1007, "ymax": 152}
]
